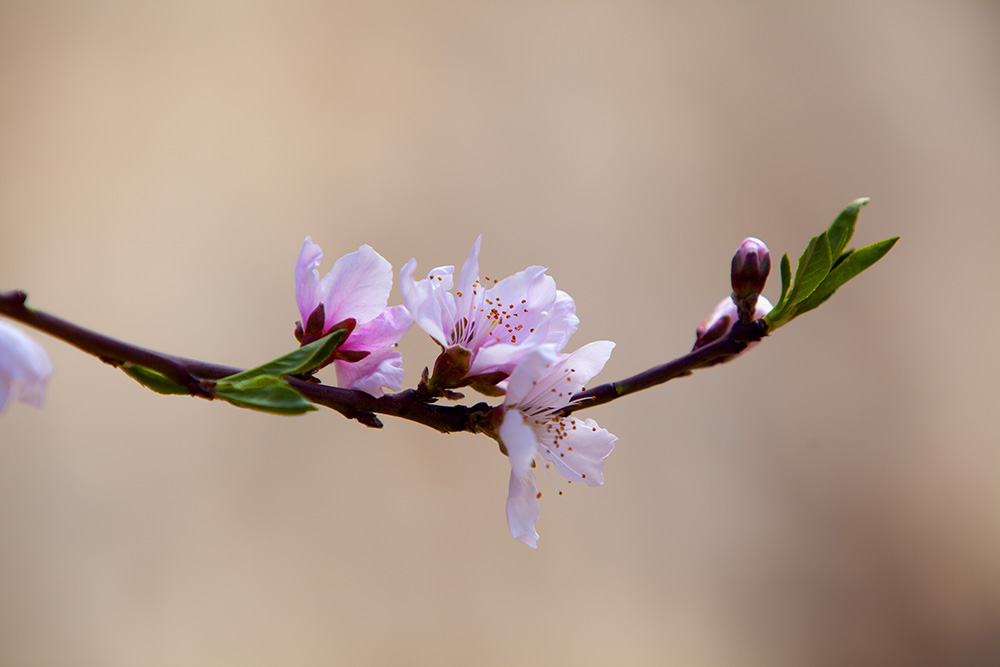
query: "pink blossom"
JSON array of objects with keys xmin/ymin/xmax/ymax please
[
  {"xmin": 399, "ymin": 236, "xmax": 578, "ymax": 385},
  {"xmin": 295, "ymin": 238, "xmax": 412, "ymax": 396},
  {"xmin": 498, "ymin": 341, "xmax": 617, "ymax": 548}
]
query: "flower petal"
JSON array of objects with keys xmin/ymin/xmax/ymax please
[
  {"xmin": 456, "ymin": 235, "xmax": 482, "ymax": 298},
  {"xmin": 345, "ymin": 305, "xmax": 413, "ymax": 352},
  {"xmin": 507, "ymin": 341, "xmax": 615, "ymax": 411},
  {"xmin": 538, "ymin": 416, "xmax": 616, "ymax": 486},
  {"xmin": 499, "ymin": 408, "xmax": 538, "ymax": 477},
  {"xmin": 294, "ymin": 237, "xmax": 324, "ymax": 322},
  {"xmin": 544, "ymin": 289, "xmax": 579, "ymax": 349},
  {"xmin": 399, "ymin": 258, "xmax": 452, "ymax": 345},
  {"xmin": 319, "ymin": 244, "xmax": 393, "ymax": 328},
  {"xmin": 0, "ymin": 320, "xmax": 53, "ymax": 412},
  {"xmin": 334, "ymin": 347, "xmax": 405, "ymax": 397},
  {"xmin": 503, "ymin": 344, "xmax": 563, "ymax": 408},
  {"xmin": 506, "ymin": 468, "xmax": 540, "ymax": 548}
]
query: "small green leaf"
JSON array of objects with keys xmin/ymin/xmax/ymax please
[
  {"xmin": 221, "ymin": 328, "xmax": 349, "ymax": 384},
  {"xmin": 215, "ymin": 375, "xmax": 317, "ymax": 415},
  {"xmin": 827, "ymin": 197, "xmax": 869, "ymax": 259},
  {"xmin": 786, "ymin": 231, "xmax": 832, "ymax": 307},
  {"xmin": 775, "ymin": 253, "xmax": 792, "ymax": 309},
  {"xmin": 794, "ymin": 237, "xmax": 899, "ymax": 316},
  {"xmin": 122, "ymin": 364, "xmax": 190, "ymax": 395}
]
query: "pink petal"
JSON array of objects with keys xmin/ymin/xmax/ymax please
[
  {"xmin": 319, "ymin": 244, "xmax": 393, "ymax": 328},
  {"xmin": 334, "ymin": 347, "xmax": 405, "ymax": 397},
  {"xmin": 399, "ymin": 258, "xmax": 452, "ymax": 345},
  {"xmin": 294, "ymin": 237, "xmax": 324, "ymax": 322},
  {"xmin": 345, "ymin": 306, "xmax": 413, "ymax": 352},
  {"xmin": 456, "ymin": 235, "xmax": 482, "ymax": 298}
]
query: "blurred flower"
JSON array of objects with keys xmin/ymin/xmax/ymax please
[
  {"xmin": 692, "ymin": 295, "xmax": 774, "ymax": 362},
  {"xmin": 0, "ymin": 319, "xmax": 52, "ymax": 412},
  {"xmin": 295, "ymin": 238, "xmax": 412, "ymax": 397},
  {"xmin": 497, "ymin": 342, "xmax": 617, "ymax": 548},
  {"xmin": 400, "ymin": 236, "xmax": 578, "ymax": 392}
]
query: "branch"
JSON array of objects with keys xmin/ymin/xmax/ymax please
[
  {"xmin": 1, "ymin": 289, "xmax": 764, "ymax": 432},
  {"xmin": 565, "ymin": 318, "xmax": 767, "ymax": 414}
]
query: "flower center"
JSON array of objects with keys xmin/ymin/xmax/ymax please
[{"xmin": 448, "ymin": 277, "xmax": 535, "ymax": 352}]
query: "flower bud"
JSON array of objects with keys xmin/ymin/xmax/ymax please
[
  {"xmin": 692, "ymin": 295, "xmax": 773, "ymax": 365},
  {"xmin": 731, "ymin": 237, "xmax": 771, "ymax": 301}
]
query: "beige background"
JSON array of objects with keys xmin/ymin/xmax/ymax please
[{"xmin": 1, "ymin": 2, "xmax": 998, "ymax": 665}]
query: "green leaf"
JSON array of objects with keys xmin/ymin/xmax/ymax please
[
  {"xmin": 122, "ymin": 364, "xmax": 190, "ymax": 395},
  {"xmin": 794, "ymin": 237, "xmax": 899, "ymax": 316},
  {"xmin": 774, "ymin": 253, "xmax": 792, "ymax": 310},
  {"xmin": 786, "ymin": 231, "xmax": 832, "ymax": 307},
  {"xmin": 827, "ymin": 197, "xmax": 869, "ymax": 259},
  {"xmin": 215, "ymin": 375, "xmax": 317, "ymax": 415},
  {"xmin": 220, "ymin": 328, "xmax": 349, "ymax": 384}
]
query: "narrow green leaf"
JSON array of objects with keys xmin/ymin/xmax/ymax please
[
  {"xmin": 831, "ymin": 248, "xmax": 854, "ymax": 271},
  {"xmin": 777, "ymin": 253, "xmax": 792, "ymax": 308},
  {"xmin": 827, "ymin": 198, "xmax": 869, "ymax": 259},
  {"xmin": 221, "ymin": 328, "xmax": 348, "ymax": 384},
  {"xmin": 786, "ymin": 231, "xmax": 832, "ymax": 307},
  {"xmin": 764, "ymin": 253, "xmax": 793, "ymax": 328},
  {"xmin": 122, "ymin": 364, "xmax": 190, "ymax": 395},
  {"xmin": 794, "ymin": 237, "xmax": 899, "ymax": 316},
  {"xmin": 215, "ymin": 375, "xmax": 317, "ymax": 415}
]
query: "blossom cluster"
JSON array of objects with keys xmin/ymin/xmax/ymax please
[
  {"xmin": 1, "ymin": 235, "xmax": 773, "ymax": 548},
  {"xmin": 294, "ymin": 236, "xmax": 617, "ymax": 547}
]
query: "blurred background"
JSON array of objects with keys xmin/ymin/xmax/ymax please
[{"xmin": 1, "ymin": 2, "xmax": 998, "ymax": 665}]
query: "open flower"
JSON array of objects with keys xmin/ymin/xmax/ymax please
[
  {"xmin": 497, "ymin": 341, "xmax": 617, "ymax": 548},
  {"xmin": 0, "ymin": 319, "xmax": 53, "ymax": 412},
  {"xmin": 399, "ymin": 236, "xmax": 578, "ymax": 392},
  {"xmin": 295, "ymin": 238, "xmax": 412, "ymax": 396}
]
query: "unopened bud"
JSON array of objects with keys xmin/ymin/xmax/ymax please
[
  {"xmin": 731, "ymin": 237, "xmax": 771, "ymax": 323},
  {"xmin": 731, "ymin": 237, "xmax": 771, "ymax": 300}
]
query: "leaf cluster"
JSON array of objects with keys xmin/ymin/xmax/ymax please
[
  {"xmin": 765, "ymin": 198, "xmax": 898, "ymax": 330},
  {"xmin": 124, "ymin": 327, "xmax": 349, "ymax": 415}
]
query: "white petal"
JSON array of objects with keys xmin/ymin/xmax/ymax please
[
  {"xmin": 499, "ymin": 408, "xmax": 538, "ymax": 477},
  {"xmin": 399, "ymin": 258, "xmax": 451, "ymax": 345},
  {"xmin": 334, "ymin": 347, "xmax": 405, "ymax": 397},
  {"xmin": 537, "ymin": 416, "xmax": 616, "ymax": 487},
  {"xmin": 319, "ymin": 244, "xmax": 393, "ymax": 328},
  {"xmin": 548, "ymin": 341, "xmax": 615, "ymax": 395},
  {"xmin": 456, "ymin": 235, "xmax": 482, "ymax": 298},
  {"xmin": 543, "ymin": 289, "xmax": 579, "ymax": 350},
  {"xmin": 294, "ymin": 237, "xmax": 324, "ymax": 322},
  {"xmin": 506, "ymin": 468, "xmax": 540, "ymax": 548},
  {"xmin": 503, "ymin": 344, "xmax": 563, "ymax": 408},
  {"xmin": 0, "ymin": 320, "xmax": 53, "ymax": 412}
]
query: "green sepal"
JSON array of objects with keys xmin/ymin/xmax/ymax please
[
  {"xmin": 827, "ymin": 197, "xmax": 869, "ymax": 259},
  {"xmin": 214, "ymin": 375, "xmax": 317, "ymax": 415},
  {"xmin": 793, "ymin": 236, "xmax": 899, "ymax": 316},
  {"xmin": 122, "ymin": 364, "xmax": 190, "ymax": 395},
  {"xmin": 220, "ymin": 327, "xmax": 349, "ymax": 384}
]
